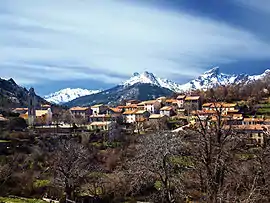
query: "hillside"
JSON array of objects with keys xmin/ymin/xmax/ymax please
[
  {"xmin": 65, "ymin": 83, "xmax": 173, "ymax": 107},
  {"xmin": 0, "ymin": 78, "xmax": 47, "ymax": 108}
]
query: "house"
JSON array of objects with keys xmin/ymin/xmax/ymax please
[
  {"xmin": 229, "ymin": 125, "xmax": 270, "ymax": 145},
  {"xmin": 176, "ymin": 95, "xmax": 186, "ymax": 108},
  {"xmin": 21, "ymin": 109, "xmax": 53, "ymax": 125},
  {"xmin": 91, "ymin": 104, "xmax": 108, "ymax": 115},
  {"xmin": 137, "ymin": 100, "xmax": 161, "ymax": 114},
  {"xmin": 87, "ymin": 121, "xmax": 112, "ymax": 131},
  {"xmin": 149, "ymin": 114, "xmax": 168, "ymax": 130},
  {"xmin": 160, "ymin": 106, "xmax": 176, "ymax": 117},
  {"xmin": 164, "ymin": 99, "xmax": 178, "ymax": 109},
  {"xmin": 184, "ymin": 96, "xmax": 201, "ymax": 113},
  {"xmin": 202, "ymin": 102, "xmax": 238, "ymax": 115},
  {"xmin": 89, "ymin": 113, "xmax": 122, "ymax": 123},
  {"xmin": 242, "ymin": 118, "xmax": 264, "ymax": 125},
  {"xmin": 70, "ymin": 107, "xmax": 92, "ymax": 118},
  {"xmin": 123, "ymin": 110, "xmax": 150, "ymax": 123},
  {"xmin": 107, "ymin": 107, "xmax": 123, "ymax": 115}
]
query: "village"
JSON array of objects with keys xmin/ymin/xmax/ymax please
[{"xmin": 2, "ymin": 88, "xmax": 269, "ymax": 146}]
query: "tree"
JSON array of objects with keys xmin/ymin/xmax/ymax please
[
  {"xmin": 191, "ymin": 101, "xmax": 246, "ymax": 202},
  {"xmin": 123, "ymin": 132, "xmax": 190, "ymax": 202},
  {"xmin": 8, "ymin": 117, "xmax": 28, "ymax": 131},
  {"xmin": 50, "ymin": 140, "xmax": 97, "ymax": 201}
]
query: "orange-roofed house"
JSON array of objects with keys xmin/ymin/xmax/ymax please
[
  {"xmin": 20, "ymin": 109, "xmax": 53, "ymax": 125},
  {"xmin": 88, "ymin": 121, "xmax": 112, "ymax": 131},
  {"xmin": 227, "ymin": 125, "xmax": 270, "ymax": 145},
  {"xmin": 165, "ymin": 99, "xmax": 178, "ymax": 109},
  {"xmin": 137, "ymin": 100, "xmax": 161, "ymax": 114},
  {"xmin": 107, "ymin": 107, "xmax": 123, "ymax": 115},
  {"xmin": 202, "ymin": 102, "xmax": 238, "ymax": 115},
  {"xmin": 70, "ymin": 106, "xmax": 93, "ymax": 119},
  {"xmin": 160, "ymin": 106, "xmax": 176, "ymax": 117},
  {"xmin": 123, "ymin": 110, "xmax": 150, "ymax": 123},
  {"xmin": 184, "ymin": 96, "xmax": 201, "ymax": 112}
]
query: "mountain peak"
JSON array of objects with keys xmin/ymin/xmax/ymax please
[
  {"xmin": 8, "ymin": 78, "xmax": 17, "ymax": 85},
  {"xmin": 45, "ymin": 88, "xmax": 101, "ymax": 104},
  {"xmin": 203, "ymin": 67, "xmax": 219, "ymax": 75}
]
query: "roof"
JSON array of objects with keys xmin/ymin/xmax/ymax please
[
  {"xmin": 177, "ymin": 95, "xmax": 186, "ymax": 99},
  {"xmin": 26, "ymin": 110, "xmax": 48, "ymax": 117},
  {"xmin": 136, "ymin": 117, "xmax": 147, "ymax": 122},
  {"xmin": 138, "ymin": 100, "xmax": 157, "ymax": 105},
  {"xmin": 90, "ymin": 121, "xmax": 111, "ymax": 126},
  {"xmin": 243, "ymin": 118, "xmax": 265, "ymax": 122},
  {"xmin": 89, "ymin": 114, "xmax": 111, "ymax": 118},
  {"xmin": 149, "ymin": 114, "xmax": 166, "ymax": 119},
  {"xmin": 41, "ymin": 104, "xmax": 51, "ymax": 108},
  {"xmin": 135, "ymin": 110, "xmax": 148, "ymax": 115},
  {"xmin": 109, "ymin": 107, "xmax": 122, "ymax": 113},
  {"xmin": 165, "ymin": 99, "xmax": 177, "ymax": 103},
  {"xmin": 91, "ymin": 104, "xmax": 104, "ymax": 108},
  {"xmin": 123, "ymin": 110, "xmax": 138, "ymax": 115},
  {"xmin": 126, "ymin": 104, "xmax": 138, "ymax": 108},
  {"xmin": 226, "ymin": 125, "xmax": 270, "ymax": 131},
  {"xmin": 202, "ymin": 102, "xmax": 237, "ymax": 108},
  {"xmin": 70, "ymin": 106, "xmax": 90, "ymax": 111},
  {"xmin": 13, "ymin": 107, "xmax": 28, "ymax": 111},
  {"xmin": 227, "ymin": 109, "xmax": 239, "ymax": 113},
  {"xmin": 160, "ymin": 106, "xmax": 173, "ymax": 111},
  {"xmin": 196, "ymin": 110, "xmax": 217, "ymax": 115},
  {"xmin": 185, "ymin": 96, "xmax": 200, "ymax": 101}
]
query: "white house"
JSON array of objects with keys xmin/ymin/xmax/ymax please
[
  {"xmin": 137, "ymin": 100, "xmax": 161, "ymax": 114},
  {"xmin": 123, "ymin": 110, "xmax": 150, "ymax": 123},
  {"xmin": 91, "ymin": 104, "xmax": 108, "ymax": 115}
]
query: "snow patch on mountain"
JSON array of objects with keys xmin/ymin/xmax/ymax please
[
  {"xmin": 121, "ymin": 71, "xmax": 184, "ymax": 92},
  {"xmin": 45, "ymin": 88, "xmax": 101, "ymax": 104},
  {"xmin": 121, "ymin": 67, "xmax": 270, "ymax": 93}
]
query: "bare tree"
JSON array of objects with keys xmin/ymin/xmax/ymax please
[
  {"xmin": 123, "ymin": 132, "xmax": 190, "ymax": 202},
  {"xmin": 50, "ymin": 140, "xmax": 96, "ymax": 201},
  {"xmin": 191, "ymin": 101, "xmax": 247, "ymax": 202}
]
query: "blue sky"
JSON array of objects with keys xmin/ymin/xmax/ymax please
[{"xmin": 1, "ymin": 0, "xmax": 270, "ymax": 95}]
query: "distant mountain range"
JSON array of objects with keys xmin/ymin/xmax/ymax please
[
  {"xmin": 61, "ymin": 67, "xmax": 270, "ymax": 107},
  {"xmin": 0, "ymin": 78, "xmax": 47, "ymax": 108},
  {"xmin": 2, "ymin": 67, "xmax": 269, "ymax": 108},
  {"xmin": 44, "ymin": 88, "xmax": 101, "ymax": 104}
]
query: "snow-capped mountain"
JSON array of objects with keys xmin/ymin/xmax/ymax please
[
  {"xmin": 45, "ymin": 88, "xmax": 101, "ymax": 104},
  {"xmin": 120, "ymin": 68, "xmax": 270, "ymax": 92},
  {"xmin": 179, "ymin": 67, "xmax": 270, "ymax": 91},
  {"xmin": 122, "ymin": 71, "xmax": 184, "ymax": 92},
  {"xmin": 178, "ymin": 67, "xmax": 247, "ymax": 91}
]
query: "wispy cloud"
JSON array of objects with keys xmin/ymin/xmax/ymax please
[
  {"xmin": 0, "ymin": 0, "xmax": 270, "ymax": 86},
  {"xmin": 236, "ymin": 0, "xmax": 270, "ymax": 13}
]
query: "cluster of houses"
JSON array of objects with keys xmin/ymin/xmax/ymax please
[
  {"xmin": 3, "ymin": 92, "xmax": 270, "ymax": 145},
  {"xmin": 67, "ymin": 95, "xmax": 201, "ymax": 131}
]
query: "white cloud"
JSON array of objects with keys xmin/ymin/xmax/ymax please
[{"xmin": 0, "ymin": 0, "xmax": 270, "ymax": 86}]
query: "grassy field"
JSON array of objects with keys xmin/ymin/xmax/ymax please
[{"xmin": 0, "ymin": 197, "xmax": 46, "ymax": 203}]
